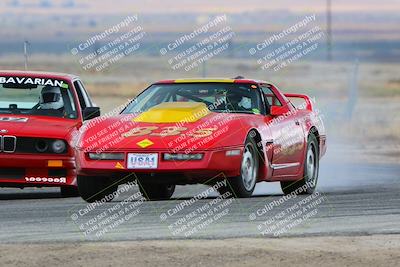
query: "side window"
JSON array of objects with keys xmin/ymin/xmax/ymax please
[
  {"xmin": 73, "ymin": 80, "xmax": 92, "ymax": 110},
  {"xmin": 64, "ymin": 89, "xmax": 78, "ymax": 119},
  {"xmin": 261, "ymin": 86, "xmax": 283, "ymax": 107},
  {"xmin": 78, "ymin": 81, "xmax": 93, "ymax": 106}
]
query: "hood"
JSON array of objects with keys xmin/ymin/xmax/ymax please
[
  {"xmin": 0, "ymin": 115, "xmax": 79, "ymax": 139},
  {"xmin": 133, "ymin": 102, "xmax": 210, "ymax": 124},
  {"xmin": 79, "ymin": 103, "xmax": 256, "ymax": 152}
]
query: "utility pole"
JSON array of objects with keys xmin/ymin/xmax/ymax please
[
  {"xmin": 326, "ymin": 0, "xmax": 332, "ymax": 61},
  {"xmin": 23, "ymin": 40, "xmax": 30, "ymax": 70},
  {"xmin": 346, "ymin": 60, "xmax": 359, "ymax": 120}
]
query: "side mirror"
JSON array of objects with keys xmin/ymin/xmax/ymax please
[
  {"xmin": 270, "ymin": 105, "xmax": 289, "ymax": 116},
  {"xmin": 83, "ymin": 107, "xmax": 100, "ymax": 121}
]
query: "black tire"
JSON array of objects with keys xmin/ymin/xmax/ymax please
[
  {"xmin": 139, "ymin": 183, "xmax": 175, "ymax": 200},
  {"xmin": 224, "ymin": 133, "xmax": 259, "ymax": 198},
  {"xmin": 77, "ymin": 175, "xmax": 118, "ymax": 203},
  {"xmin": 60, "ymin": 186, "xmax": 79, "ymax": 197},
  {"xmin": 216, "ymin": 184, "xmax": 234, "ymax": 198},
  {"xmin": 281, "ymin": 133, "xmax": 319, "ymax": 195}
]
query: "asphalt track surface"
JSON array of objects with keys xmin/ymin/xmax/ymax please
[{"xmin": 1, "ymin": 161, "xmax": 399, "ymax": 243}]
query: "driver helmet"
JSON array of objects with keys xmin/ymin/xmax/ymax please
[
  {"xmin": 238, "ymin": 96, "xmax": 252, "ymax": 110},
  {"xmin": 226, "ymin": 91, "xmax": 243, "ymax": 110},
  {"xmin": 39, "ymin": 86, "xmax": 64, "ymax": 110}
]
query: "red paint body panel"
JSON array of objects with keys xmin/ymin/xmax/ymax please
[
  {"xmin": 77, "ymin": 148, "xmax": 243, "ymax": 179},
  {"xmin": 0, "ymin": 71, "xmax": 88, "ymax": 189},
  {"xmin": 76, "ymin": 79, "xmax": 327, "ymax": 185}
]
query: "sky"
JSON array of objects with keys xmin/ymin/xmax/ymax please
[{"xmin": 1, "ymin": 0, "xmax": 400, "ymax": 14}]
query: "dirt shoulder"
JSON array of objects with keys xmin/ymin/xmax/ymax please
[{"xmin": 1, "ymin": 235, "xmax": 399, "ymax": 267}]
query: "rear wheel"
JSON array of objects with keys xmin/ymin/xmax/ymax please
[
  {"xmin": 222, "ymin": 134, "xmax": 259, "ymax": 198},
  {"xmin": 77, "ymin": 175, "xmax": 118, "ymax": 203},
  {"xmin": 60, "ymin": 186, "xmax": 79, "ymax": 197},
  {"xmin": 138, "ymin": 183, "xmax": 175, "ymax": 200},
  {"xmin": 280, "ymin": 133, "xmax": 319, "ymax": 195}
]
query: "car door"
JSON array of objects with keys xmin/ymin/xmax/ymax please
[{"xmin": 261, "ymin": 85, "xmax": 306, "ymax": 178}]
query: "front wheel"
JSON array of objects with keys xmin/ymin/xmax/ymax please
[
  {"xmin": 138, "ymin": 183, "xmax": 175, "ymax": 200},
  {"xmin": 77, "ymin": 175, "xmax": 118, "ymax": 203},
  {"xmin": 222, "ymin": 134, "xmax": 259, "ymax": 198},
  {"xmin": 281, "ymin": 133, "xmax": 319, "ymax": 195}
]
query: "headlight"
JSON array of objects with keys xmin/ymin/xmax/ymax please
[
  {"xmin": 88, "ymin": 153, "xmax": 124, "ymax": 160},
  {"xmin": 35, "ymin": 140, "xmax": 49, "ymax": 153},
  {"xmin": 52, "ymin": 140, "xmax": 67, "ymax": 154},
  {"xmin": 163, "ymin": 153, "xmax": 203, "ymax": 161}
]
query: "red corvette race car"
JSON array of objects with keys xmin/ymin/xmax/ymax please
[
  {"xmin": 0, "ymin": 71, "xmax": 100, "ymax": 196},
  {"xmin": 75, "ymin": 78, "xmax": 326, "ymax": 202}
]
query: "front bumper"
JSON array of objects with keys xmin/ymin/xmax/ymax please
[
  {"xmin": 76, "ymin": 147, "xmax": 243, "ymax": 182},
  {"xmin": 0, "ymin": 154, "xmax": 77, "ymax": 187}
]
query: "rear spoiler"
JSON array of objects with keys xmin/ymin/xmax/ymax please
[{"xmin": 284, "ymin": 93, "xmax": 313, "ymax": 111}]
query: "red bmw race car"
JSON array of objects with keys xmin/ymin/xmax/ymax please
[
  {"xmin": 75, "ymin": 78, "xmax": 326, "ymax": 202},
  {"xmin": 0, "ymin": 71, "xmax": 100, "ymax": 197}
]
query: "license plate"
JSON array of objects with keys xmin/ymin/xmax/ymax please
[{"xmin": 127, "ymin": 153, "xmax": 158, "ymax": 169}]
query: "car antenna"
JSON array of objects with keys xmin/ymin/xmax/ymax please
[{"xmin": 233, "ymin": 76, "xmax": 244, "ymax": 79}]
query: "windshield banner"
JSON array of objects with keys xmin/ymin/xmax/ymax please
[{"xmin": 0, "ymin": 77, "xmax": 65, "ymax": 87}]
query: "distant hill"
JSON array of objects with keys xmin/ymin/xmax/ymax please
[{"xmin": 1, "ymin": 0, "xmax": 400, "ymax": 14}]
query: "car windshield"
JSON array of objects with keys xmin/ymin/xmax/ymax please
[
  {"xmin": 122, "ymin": 83, "xmax": 264, "ymax": 115},
  {"xmin": 0, "ymin": 76, "xmax": 78, "ymax": 119}
]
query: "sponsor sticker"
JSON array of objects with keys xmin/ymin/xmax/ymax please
[
  {"xmin": 0, "ymin": 76, "xmax": 65, "ymax": 87},
  {"xmin": 25, "ymin": 177, "xmax": 67, "ymax": 183},
  {"xmin": 136, "ymin": 138, "xmax": 154, "ymax": 148}
]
